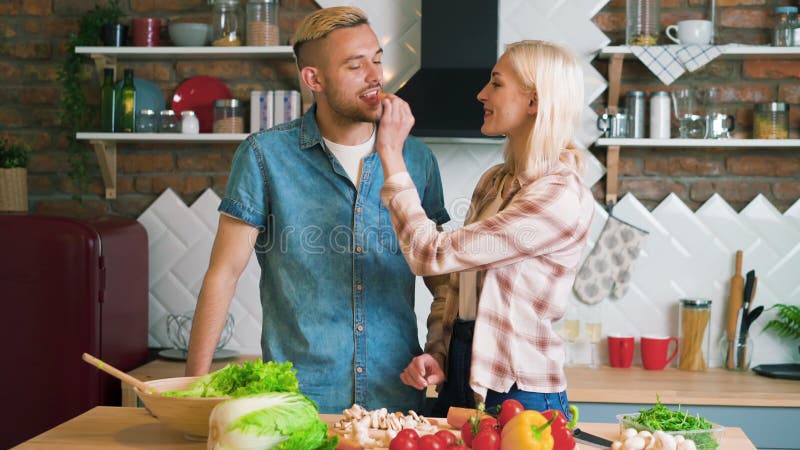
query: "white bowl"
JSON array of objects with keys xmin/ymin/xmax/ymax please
[{"xmin": 169, "ymin": 23, "xmax": 210, "ymax": 47}]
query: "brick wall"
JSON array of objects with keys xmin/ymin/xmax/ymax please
[
  {"xmin": 0, "ymin": 1, "xmax": 798, "ymax": 217},
  {"xmin": 592, "ymin": 0, "xmax": 800, "ymax": 210}
]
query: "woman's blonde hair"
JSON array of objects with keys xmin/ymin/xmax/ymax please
[
  {"xmin": 293, "ymin": 6, "xmax": 369, "ymax": 68},
  {"xmin": 502, "ymin": 40, "xmax": 584, "ymax": 177}
]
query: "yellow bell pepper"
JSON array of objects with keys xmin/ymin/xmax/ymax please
[{"xmin": 500, "ymin": 410, "xmax": 556, "ymax": 450}]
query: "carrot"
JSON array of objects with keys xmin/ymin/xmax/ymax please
[{"xmin": 447, "ymin": 406, "xmax": 490, "ymax": 429}]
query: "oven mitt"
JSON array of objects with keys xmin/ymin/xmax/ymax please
[{"xmin": 573, "ymin": 215, "xmax": 648, "ymax": 304}]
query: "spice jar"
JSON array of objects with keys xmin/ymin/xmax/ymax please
[
  {"xmin": 247, "ymin": 0, "xmax": 279, "ymax": 46},
  {"xmin": 772, "ymin": 6, "xmax": 798, "ymax": 47},
  {"xmin": 159, "ymin": 109, "xmax": 181, "ymax": 133},
  {"xmin": 678, "ymin": 298, "xmax": 711, "ymax": 372},
  {"xmin": 212, "ymin": 0, "xmax": 243, "ymax": 46},
  {"xmin": 754, "ymin": 102, "xmax": 789, "ymax": 139},
  {"xmin": 136, "ymin": 109, "xmax": 157, "ymax": 133},
  {"xmin": 213, "ymin": 99, "xmax": 244, "ymax": 133}
]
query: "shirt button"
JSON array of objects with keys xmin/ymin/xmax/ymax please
[
  {"xmin": 356, "ymin": 284, "xmax": 363, "ymax": 291},
  {"xmin": 356, "ymin": 366, "xmax": 364, "ymax": 373},
  {"xmin": 357, "ymin": 324, "xmax": 364, "ymax": 332},
  {"xmin": 355, "ymin": 246, "xmax": 363, "ymax": 253},
  {"xmin": 356, "ymin": 207, "xmax": 362, "ymax": 214}
]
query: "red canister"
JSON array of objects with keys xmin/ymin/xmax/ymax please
[{"xmin": 132, "ymin": 17, "xmax": 161, "ymax": 47}]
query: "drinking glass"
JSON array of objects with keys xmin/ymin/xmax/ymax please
[
  {"xmin": 559, "ymin": 308, "xmax": 581, "ymax": 367},
  {"xmin": 672, "ymin": 88, "xmax": 705, "ymax": 138},
  {"xmin": 584, "ymin": 303, "xmax": 604, "ymax": 367}
]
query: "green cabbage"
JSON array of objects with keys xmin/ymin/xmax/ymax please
[
  {"xmin": 208, "ymin": 392, "xmax": 338, "ymax": 450},
  {"xmin": 163, "ymin": 360, "xmax": 300, "ymax": 398}
]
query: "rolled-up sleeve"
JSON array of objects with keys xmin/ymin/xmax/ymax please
[{"xmin": 219, "ymin": 139, "xmax": 268, "ymax": 228}]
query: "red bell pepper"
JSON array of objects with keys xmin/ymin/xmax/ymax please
[{"xmin": 541, "ymin": 405, "xmax": 579, "ymax": 450}]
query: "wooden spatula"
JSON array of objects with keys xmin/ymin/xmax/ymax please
[
  {"xmin": 82, "ymin": 353, "xmax": 156, "ymax": 395},
  {"xmin": 726, "ymin": 250, "xmax": 744, "ymax": 370}
]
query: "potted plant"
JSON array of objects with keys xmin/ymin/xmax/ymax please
[
  {"xmin": 0, "ymin": 139, "xmax": 31, "ymax": 212},
  {"xmin": 763, "ymin": 303, "xmax": 800, "ymax": 356},
  {"xmin": 58, "ymin": 0, "xmax": 124, "ymax": 193}
]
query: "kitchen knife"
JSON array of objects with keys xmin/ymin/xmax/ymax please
[
  {"xmin": 740, "ymin": 270, "xmax": 755, "ymax": 319},
  {"xmin": 726, "ymin": 250, "xmax": 744, "ymax": 369},
  {"xmin": 573, "ymin": 428, "xmax": 614, "ymax": 448}
]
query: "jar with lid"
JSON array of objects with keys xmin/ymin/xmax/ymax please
[
  {"xmin": 678, "ymin": 298, "xmax": 711, "ymax": 372},
  {"xmin": 625, "ymin": 91, "xmax": 646, "ymax": 138},
  {"xmin": 213, "ymin": 99, "xmax": 244, "ymax": 133},
  {"xmin": 649, "ymin": 91, "xmax": 671, "ymax": 139},
  {"xmin": 626, "ymin": 0, "xmax": 660, "ymax": 46},
  {"xmin": 136, "ymin": 109, "xmax": 157, "ymax": 133},
  {"xmin": 212, "ymin": 0, "xmax": 243, "ymax": 46},
  {"xmin": 772, "ymin": 6, "xmax": 798, "ymax": 47},
  {"xmin": 181, "ymin": 110, "xmax": 200, "ymax": 134},
  {"xmin": 754, "ymin": 102, "xmax": 789, "ymax": 139},
  {"xmin": 247, "ymin": 0, "xmax": 279, "ymax": 46},
  {"xmin": 159, "ymin": 110, "xmax": 181, "ymax": 133}
]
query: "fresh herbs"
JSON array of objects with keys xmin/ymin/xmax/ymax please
[
  {"xmin": 764, "ymin": 303, "xmax": 800, "ymax": 341},
  {"xmin": 623, "ymin": 398, "xmax": 719, "ymax": 450},
  {"xmin": 163, "ymin": 360, "xmax": 301, "ymax": 398},
  {"xmin": 57, "ymin": 0, "xmax": 123, "ymax": 193},
  {"xmin": 0, "ymin": 139, "xmax": 31, "ymax": 168}
]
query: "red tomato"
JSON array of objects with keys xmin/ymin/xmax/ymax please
[
  {"xmin": 434, "ymin": 430, "xmax": 457, "ymax": 446},
  {"xmin": 471, "ymin": 428, "xmax": 501, "ymax": 450},
  {"xmin": 497, "ymin": 399, "xmax": 525, "ymax": 427},
  {"xmin": 449, "ymin": 446, "xmax": 470, "ymax": 450},
  {"xmin": 389, "ymin": 436, "xmax": 418, "ymax": 450},
  {"xmin": 417, "ymin": 434, "xmax": 447, "ymax": 450},
  {"xmin": 460, "ymin": 421, "xmax": 476, "ymax": 447},
  {"xmin": 478, "ymin": 417, "xmax": 499, "ymax": 431},
  {"xmin": 396, "ymin": 429, "xmax": 420, "ymax": 441}
]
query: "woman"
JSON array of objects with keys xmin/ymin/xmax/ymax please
[{"xmin": 375, "ymin": 40, "xmax": 594, "ymax": 417}]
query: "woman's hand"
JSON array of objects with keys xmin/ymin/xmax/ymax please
[
  {"xmin": 399, "ymin": 353, "xmax": 445, "ymax": 390},
  {"xmin": 376, "ymin": 94, "xmax": 414, "ymax": 179}
]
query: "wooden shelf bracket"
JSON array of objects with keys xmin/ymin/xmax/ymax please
[
  {"xmin": 605, "ymin": 53, "xmax": 625, "ymax": 205},
  {"xmin": 90, "ymin": 140, "xmax": 117, "ymax": 199}
]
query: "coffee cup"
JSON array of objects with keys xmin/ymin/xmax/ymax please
[
  {"xmin": 132, "ymin": 17, "xmax": 161, "ymax": 47},
  {"xmin": 704, "ymin": 113, "xmax": 735, "ymax": 139},
  {"xmin": 666, "ymin": 20, "xmax": 713, "ymax": 45},
  {"xmin": 641, "ymin": 336, "xmax": 679, "ymax": 370},
  {"xmin": 608, "ymin": 335, "xmax": 635, "ymax": 368}
]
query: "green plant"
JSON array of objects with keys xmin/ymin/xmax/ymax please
[
  {"xmin": 763, "ymin": 303, "xmax": 800, "ymax": 341},
  {"xmin": 0, "ymin": 139, "xmax": 31, "ymax": 169},
  {"xmin": 57, "ymin": 0, "xmax": 123, "ymax": 192}
]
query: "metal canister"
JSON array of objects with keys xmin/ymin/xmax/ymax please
[{"xmin": 625, "ymin": 90, "xmax": 646, "ymax": 138}]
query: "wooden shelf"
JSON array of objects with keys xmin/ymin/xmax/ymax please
[
  {"xmin": 596, "ymin": 138, "xmax": 800, "ymax": 148},
  {"xmin": 598, "ymin": 45, "xmax": 800, "ymax": 59},
  {"xmin": 75, "ymin": 46, "xmax": 294, "ymax": 60},
  {"xmin": 76, "ymin": 132, "xmax": 249, "ymax": 143}
]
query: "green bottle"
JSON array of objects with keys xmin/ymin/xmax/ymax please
[
  {"xmin": 118, "ymin": 68, "xmax": 136, "ymax": 132},
  {"xmin": 101, "ymin": 68, "xmax": 116, "ymax": 132}
]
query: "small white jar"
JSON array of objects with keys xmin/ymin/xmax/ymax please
[{"xmin": 181, "ymin": 110, "xmax": 200, "ymax": 134}]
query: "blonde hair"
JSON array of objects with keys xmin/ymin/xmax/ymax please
[
  {"xmin": 293, "ymin": 6, "xmax": 369, "ymax": 67},
  {"xmin": 502, "ymin": 40, "xmax": 584, "ymax": 177}
]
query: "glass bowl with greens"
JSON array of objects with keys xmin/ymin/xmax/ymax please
[{"xmin": 617, "ymin": 401, "xmax": 725, "ymax": 450}]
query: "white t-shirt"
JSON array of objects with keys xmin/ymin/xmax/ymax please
[{"xmin": 323, "ymin": 130, "xmax": 376, "ymax": 190}]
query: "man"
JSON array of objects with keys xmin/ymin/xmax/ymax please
[{"xmin": 185, "ymin": 6, "xmax": 450, "ymax": 413}]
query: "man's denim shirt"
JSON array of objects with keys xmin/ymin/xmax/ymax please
[{"xmin": 219, "ymin": 105, "xmax": 450, "ymax": 413}]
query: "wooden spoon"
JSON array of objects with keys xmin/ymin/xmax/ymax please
[{"xmin": 82, "ymin": 353, "xmax": 156, "ymax": 395}]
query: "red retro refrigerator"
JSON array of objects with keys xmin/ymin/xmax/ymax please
[{"xmin": 0, "ymin": 215, "xmax": 149, "ymax": 448}]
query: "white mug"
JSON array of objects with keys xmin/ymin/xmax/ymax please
[{"xmin": 666, "ymin": 20, "xmax": 713, "ymax": 45}]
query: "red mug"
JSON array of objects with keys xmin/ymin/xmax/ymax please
[
  {"xmin": 607, "ymin": 336, "xmax": 635, "ymax": 368},
  {"xmin": 132, "ymin": 17, "xmax": 161, "ymax": 47},
  {"xmin": 641, "ymin": 336, "xmax": 679, "ymax": 370}
]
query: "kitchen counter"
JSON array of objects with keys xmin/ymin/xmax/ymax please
[
  {"xmin": 123, "ymin": 357, "xmax": 800, "ymax": 408},
  {"xmin": 14, "ymin": 406, "xmax": 758, "ymax": 449}
]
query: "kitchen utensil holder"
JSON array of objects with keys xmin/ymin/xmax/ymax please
[{"xmin": 720, "ymin": 333, "xmax": 753, "ymax": 371}]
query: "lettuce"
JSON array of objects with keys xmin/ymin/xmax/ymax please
[{"xmin": 163, "ymin": 360, "xmax": 300, "ymax": 398}]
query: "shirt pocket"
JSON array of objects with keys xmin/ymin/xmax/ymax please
[{"xmin": 378, "ymin": 201, "xmax": 401, "ymax": 254}]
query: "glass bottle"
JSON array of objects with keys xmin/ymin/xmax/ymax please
[
  {"xmin": 678, "ymin": 298, "xmax": 712, "ymax": 372},
  {"xmin": 212, "ymin": 0, "xmax": 243, "ymax": 46},
  {"xmin": 118, "ymin": 69, "xmax": 136, "ymax": 133},
  {"xmin": 101, "ymin": 68, "xmax": 116, "ymax": 132},
  {"xmin": 773, "ymin": 6, "xmax": 797, "ymax": 47},
  {"xmin": 247, "ymin": 0, "xmax": 279, "ymax": 46},
  {"xmin": 626, "ymin": 0, "xmax": 660, "ymax": 46}
]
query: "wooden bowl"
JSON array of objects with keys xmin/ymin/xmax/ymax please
[{"xmin": 134, "ymin": 376, "xmax": 229, "ymax": 439}]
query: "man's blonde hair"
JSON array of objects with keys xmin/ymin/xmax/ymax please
[
  {"xmin": 293, "ymin": 6, "xmax": 369, "ymax": 67},
  {"xmin": 502, "ymin": 40, "xmax": 584, "ymax": 177}
]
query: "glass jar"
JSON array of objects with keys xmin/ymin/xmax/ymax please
[
  {"xmin": 181, "ymin": 110, "xmax": 200, "ymax": 134},
  {"xmin": 136, "ymin": 109, "xmax": 157, "ymax": 133},
  {"xmin": 212, "ymin": 0, "xmax": 243, "ymax": 46},
  {"xmin": 213, "ymin": 99, "xmax": 244, "ymax": 133},
  {"xmin": 754, "ymin": 102, "xmax": 789, "ymax": 139},
  {"xmin": 626, "ymin": 0, "xmax": 660, "ymax": 46},
  {"xmin": 678, "ymin": 298, "xmax": 711, "ymax": 372},
  {"xmin": 247, "ymin": 0, "xmax": 279, "ymax": 46},
  {"xmin": 773, "ymin": 6, "xmax": 797, "ymax": 47},
  {"xmin": 158, "ymin": 109, "xmax": 181, "ymax": 133}
]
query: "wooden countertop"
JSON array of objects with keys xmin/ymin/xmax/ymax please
[
  {"xmin": 123, "ymin": 357, "xmax": 800, "ymax": 408},
  {"xmin": 15, "ymin": 406, "xmax": 757, "ymax": 450}
]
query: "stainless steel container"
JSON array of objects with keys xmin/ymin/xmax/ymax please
[{"xmin": 625, "ymin": 90, "xmax": 646, "ymax": 138}]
